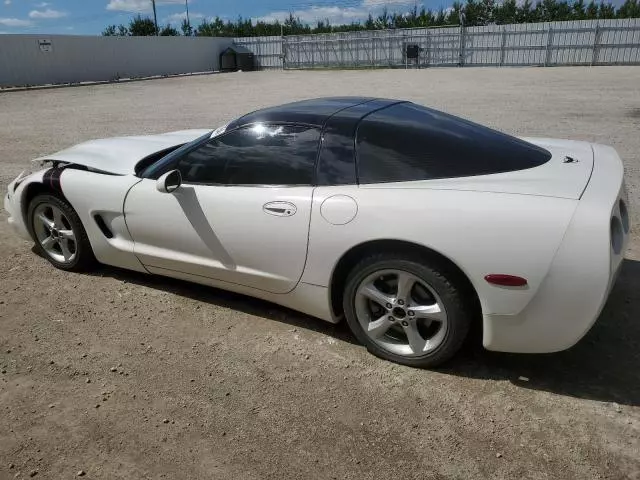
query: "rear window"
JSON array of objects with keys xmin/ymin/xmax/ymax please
[{"xmin": 356, "ymin": 103, "xmax": 551, "ymax": 184}]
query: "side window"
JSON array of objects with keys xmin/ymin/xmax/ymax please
[
  {"xmin": 176, "ymin": 124, "xmax": 320, "ymax": 186},
  {"xmin": 316, "ymin": 117, "xmax": 357, "ymax": 186},
  {"xmin": 176, "ymin": 140, "xmax": 226, "ymax": 184}
]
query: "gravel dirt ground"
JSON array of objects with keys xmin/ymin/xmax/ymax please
[{"xmin": 1, "ymin": 67, "xmax": 640, "ymax": 480}]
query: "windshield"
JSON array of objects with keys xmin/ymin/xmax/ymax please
[{"xmin": 140, "ymin": 130, "xmax": 212, "ymax": 179}]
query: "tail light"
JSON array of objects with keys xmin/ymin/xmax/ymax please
[{"xmin": 484, "ymin": 274, "xmax": 528, "ymax": 287}]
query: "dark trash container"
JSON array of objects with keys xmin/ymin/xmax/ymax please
[
  {"xmin": 219, "ymin": 45, "xmax": 255, "ymax": 72},
  {"xmin": 406, "ymin": 44, "xmax": 420, "ymax": 59},
  {"xmin": 220, "ymin": 48, "xmax": 237, "ymax": 71}
]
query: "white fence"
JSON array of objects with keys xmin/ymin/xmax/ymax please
[
  {"xmin": 0, "ymin": 35, "xmax": 232, "ymax": 88},
  {"xmin": 233, "ymin": 36, "xmax": 283, "ymax": 69},
  {"xmin": 1, "ymin": 20, "xmax": 637, "ymax": 88},
  {"xmin": 235, "ymin": 18, "xmax": 640, "ymax": 69}
]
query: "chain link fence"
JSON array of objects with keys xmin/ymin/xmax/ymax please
[{"xmin": 235, "ymin": 18, "xmax": 640, "ymax": 70}]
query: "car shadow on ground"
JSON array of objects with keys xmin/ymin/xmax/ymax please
[
  {"xmin": 85, "ymin": 256, "xmax": 640, "ymax": 408},
  {"xmin": 446, "ymin": 258, "xmax": 640, "ymax": 407},
  {"xmin": 90, "ymin": 263, "xmax": 360, "ymax": 346}
]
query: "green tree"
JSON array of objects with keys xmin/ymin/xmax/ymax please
[
  {"xmin": 572, "ymin": 0, "xmax": 587, "ymax": 19},
  {"xmin": 364, "ymin": 13, "xmax": 375, "ymax": 29},
  {"xmin": 517, "ymin": 0, "xmax": 535, "ymax": 22},
  {"xmin": 102, "ymin": 25, "xmax": 117, "ymax": 36},
  {"xmin": 495, "ymin": 0, "xmax": 517, "ymax": 23},
  {"xmin": 102, "ymin": 24, "xmax": 129, "ymax": 36},
  {"xmin": 434, "ymin": 8, "xmax": 447, "ymax": 25},
  {"xmin": 617, "ymin": 0, "xmax": 640, "ymax": 17},
  {"xmin": 128, "ymin": 15, "xmax": 157, "ymax": 36},
  {"xmin": 395, "ymin": 5, "xmax": 419, "ymax": 27},
  {"xmin": 418, "ymin": 7, "xmax": 436, "ymax": 26},
  {"xmin": 315, "ymin": 19, "xmax": 332, "ymax": 33},
  {"xmin": 104, "ymin": 0, "xmax": 640, "ymax": 38},
  {"xmin": 181, "ymin": 18, "xmax": 193, "ymax": 36},
  {"xmin": 586, "ymin": 0, "xmax": 599, "ymax": 18},
  {"xmin": 535, "ymin": 0, "xmax": 570, "ymax": 22},
  {"xmin": 464, "ymin": 0, "xmax": 487, "ymax": 25},
  {"xmin": 195, "ymin": 16, "xmax": 225, "ymax": 36},
  {"xmin": 195, "ymin": 20, "xmax": 214, "ymax": 36},
  {"xmin": 160, "ymin": 24, "xmax": 179, "ymax": 36},
  {"xmin": 479, "ymin": 0, "xmax": 496, "ymax": 24},
  {"xmin": 598, "ymin": 2, "xmax": 616, "ymax": 18},
  {"xmin": 558, "ymin": 1, "xmax": 574, "ymax": 20},
  {"xmin": 283, "ymin": 13, "xmax": 310, "ymax": 34},
  {"xmin": 376, "ymin": 8, "xmax": 391, "ymax": 29},
  {"xmin": 446, "ymin": 2, "xmax": 464, "ymax": 24}
]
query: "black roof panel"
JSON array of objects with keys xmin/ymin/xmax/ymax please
[
  {"xmin": 227, "ymin": 97, "xmax": 377, "ymax": 129},
  {"xmin": 225, "ymin": 44, "xmax": 254, "ymax": 55},
  {"xmin": 315, "ymin": 99, "xmax": 406, "ymax": 186}
]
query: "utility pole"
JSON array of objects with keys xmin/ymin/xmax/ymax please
[
  {"xmin": 185, "ymin": 0, "xmax": 191, "ymax": 35},
  {"xmin": 151, "ymin": 0, "xmax": 159, "ymax": 35}
]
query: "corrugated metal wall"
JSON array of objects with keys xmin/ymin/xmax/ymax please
[
  {"xmin": 0, "ymin": 35, "xmax": 232, "ymax": 88},
  {"xmin": 1, "ymin": 21, "xmax": 636, "ymax": 88},
  {"xmin": 236, "ymin": 18, "xmax": 640, "ymax": 70}
]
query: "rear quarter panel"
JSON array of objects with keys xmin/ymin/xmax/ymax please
[
  {"xmin": 302, "ymin": 186, "xmax": 578, "ymax": 316},
  {"xmin": 482, "ymin": 142, "xmax": 628, "ymax": 352}
]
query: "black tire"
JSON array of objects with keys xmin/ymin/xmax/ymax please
[
  {"xmin": 343, "ymin": 252, "xmax": 472, "ymax": 368},
  {"xmin": 27, "ymin": 193, "xmax": 97, "ymax": 272}
]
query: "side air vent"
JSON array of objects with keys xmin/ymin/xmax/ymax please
[
  {"xmin": 94, "ymin": 214, "xmax": 114, "ymax": 239},
  {"xmin": 611, "ymin": 216, "xmax": 623, "ymax": 255},
  {"xmin": 619, "ymin": 199, "xmax": 630, "ymax": 234}
]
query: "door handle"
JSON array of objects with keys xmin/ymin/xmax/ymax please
[{"xmin": 263, "ymin": 201, "xmax": 297, "ymax": 217}]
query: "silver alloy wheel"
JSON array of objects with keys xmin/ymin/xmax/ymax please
[
  {"xmin": 32, "ymin": 203, "xmax": 77, "ymax": 264},
  {"xmin": 354, "ymin": 269, "xmax": 448, "ymax": 357}
]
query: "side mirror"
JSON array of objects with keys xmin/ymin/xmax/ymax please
[{"xmin": 156, "ymin": 169, "xmax": 182, "ymax": 193}]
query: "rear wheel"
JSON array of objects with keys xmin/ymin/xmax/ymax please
[
  {"xmin": 343, "ymin": 253, "xmax": 472, "ymax": 368},
  {"xmin": 27, "ymin": 194, "xmax": 96, "ymax": 272}
]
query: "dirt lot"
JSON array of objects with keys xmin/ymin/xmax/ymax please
[{"xmin": 1, "ymin": 67, "xmax": 640, "ymax": 479}]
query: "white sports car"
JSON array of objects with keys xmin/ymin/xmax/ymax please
[{"xmin": 4, "ymin": 97, "xmax": 630, "ymax": 367}]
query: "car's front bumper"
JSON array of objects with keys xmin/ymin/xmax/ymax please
[
  {"xmin": 482, "ymin": 144, "xmax": 630, "ymax": 353},
  {"xmin": 5, "ymin": 175, "xmax": 34, "ymax": 241}
]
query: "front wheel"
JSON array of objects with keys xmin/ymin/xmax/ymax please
[
  {"xmin": 27, "ymin": 194, "xmax": 96, "ymax": 272},
  {"xmin": 343, "ymin": 253, "xmax": 472, "ymax": 368}
]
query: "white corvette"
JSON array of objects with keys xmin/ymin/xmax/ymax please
[{"xmin": 4, "ymin": 97, "xmax": 630, "ymax": 367}]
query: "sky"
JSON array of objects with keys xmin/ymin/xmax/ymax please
[
  {"xmin": 0, "ymin": 0, "xmax": 628, "ymax": 35},
  {"xmin": 1, "ymin": 0, "xmax": 464, "ymax": 35}
]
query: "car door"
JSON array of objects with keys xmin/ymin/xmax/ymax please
[{"xmin": 124, "ymin": 124, "xmax": 320, "ymax": 294}]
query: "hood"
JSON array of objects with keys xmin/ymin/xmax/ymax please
[{"xmin": 33, "ymin": 129, "xmax": 212, "ymax": 175}]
